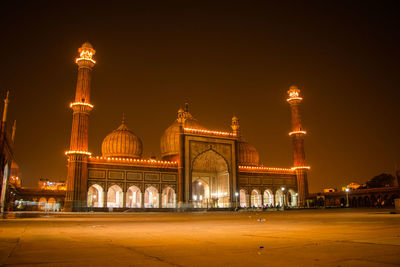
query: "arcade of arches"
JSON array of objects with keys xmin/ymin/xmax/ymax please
[
  {"xmin": 240, "ymin": 188, "xmax": 298, "ymax": 208},
  {"xmin": 87, "ymin": 184, "xmax": 176, "ymax": 208}
]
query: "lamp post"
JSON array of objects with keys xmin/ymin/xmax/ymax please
[
  {"xmin": 281, "ymin": 187, "xmax": 286, "ymax": 210},
  {"xmin": 345, "ymin": 188, "xmax": 350, "ymax": 207},
  {"xmin": 235, "ymin": 192, "xmax": 239, "ymax": 209}
]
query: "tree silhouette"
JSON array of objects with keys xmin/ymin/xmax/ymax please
[{"xmin": 366, "ymin": 173, "xmax": 394, "ymax": 188}]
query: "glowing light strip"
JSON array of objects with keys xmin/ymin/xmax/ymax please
[
  {"xmin": 75, "ymin": 58, "xmax": 96, "ymax": 64},
  {"xmin": 291, "ymin": 166, "xmax": 311, "ymax": 170},
  {"xmin": 287, "ymin": 97, "xmax": 303, "ymax": 102},
  {"xmin": 90, "ymin": 156, "xmax": 178, "ymax": 167},
  {"xmin": 289, "ymin": 130, "xmax": 307, "ymax": 136},
  {"xmin": 65, "ymin": 150, "xmax": 92, "ymax": 156},
  {"xmin": 70, "ymin": 102, "xmax": 94, "ymax": 109},
  {"xmin": 184, "ymin": 128, "xmax": 236, "ymax": 137},
  {"xmin": 239, "ymin": 166, "xmax": 294, "ymax": 173}
]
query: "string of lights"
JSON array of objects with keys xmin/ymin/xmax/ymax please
[
  {"xmin": 89, "ymin": 156, "xmax": 178, "ymax": 167},
  {"xmin": 70, "ymin": 102, "xmax": 94, "ymax": 109},
  {"xmin": 184, "ymin": 128, "xmax": 236, "ymax": 137},
  {"xmin": 288, "ymin": 130, "xmax": 307, "ymax": 136},
  {"xmin": 239, "ymin": 166, "xmax": 295, "ymax": 173}
]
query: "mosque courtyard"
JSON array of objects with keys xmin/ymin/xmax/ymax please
[{"xmin": 0, "ymin": 209, "xmax": 399, "ymax": 266}]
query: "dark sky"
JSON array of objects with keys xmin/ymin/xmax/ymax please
[{"xmin": 0, "ymin": 1, "xmax": 399, "ymax": 192}]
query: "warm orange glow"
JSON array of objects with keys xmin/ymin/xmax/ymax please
[
  {"xmin": 70, "ymin": 102, "xmax": 94, "ymax": 109},
  {"xmin": 291, "ymin": 166, "xmax": 311, "ymax": 170},
  {"xmin": 287, "ymin": 96, "xmax": 303, "ymax": 102},
  {"xmin": 39, "ymin": 180, "xmax": 66, "ymax": 191},
  {"xmin": 289, "ymin": 90, "xmax": 299, "ymax": 98},
  {"xmin": 184, "ymin": 128, "xmax": 236, "ymax": 137},
  {"xmin": 239, "ymin": 165, "xmax": 295, "ymax": 173},
  {"xmin": 9, "ymin": 176, "xmax": 21, "ymax": 187},
  {"xmin": 75, "ymin": 50, "xmax": 96, "ymax": 64},
  {"xmin": 89, "ymin": 156, "xmax": 178, "ymax": 167},
  {"xmin": 65, "ymin": 150, "xmax": 92, "ymax": 156},
  {"xmin": 289, "ymin": 130, "xmax": 307, "ymax": 136},
  {"xmin": 287, "ymin": 86, "xmax": 302, "ymax": 102}
]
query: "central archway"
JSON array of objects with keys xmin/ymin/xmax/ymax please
[{"xmin": 192, "ymin": 150, "xmax": 230, "ymax": 208}]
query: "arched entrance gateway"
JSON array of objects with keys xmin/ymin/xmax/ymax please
[
  {"xmin": 126, "ymin": 186, "xmax": 141, "ymax": 208},
  {"xmin": 251, "ymin": 189, "xmax": 262, "ymax": 208},
  {"xmin": 263, "ymin": 189, "xmax": 274, "ymax": 207},
  {"xmin": 239, "ymin": 189, "xmax": 248, "ymax": 208},
  {"xmin": 87, "ymin": 184, "xmax": 104, "ymax": 207},
  {"xmin": 191, "ymin": 150, "xmax": 230, "ymax": 208},
  {"xmin": 287, "ymin": 189, "xmax": 297, "ymax": 207},
  {"xmin": 162, "ymin": 187, "xmax": 176, "ymax": 208},
  {"xmin": 107, "ymin": 185, "xmax": 123, "ymax": 208},
  {"xmin": 144, "ymin": 186, "xmax": 159, "ymax": 208}
]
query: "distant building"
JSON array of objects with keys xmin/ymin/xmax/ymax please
[
  {"xmin": 38, "ymin": 179, "xmax": 66, "ymax": 191},
  {"xmin": 11, "ymin": 178, "xmax": 66, "ymax": 211},
  {"xmin": 341, "ymin": 182, "xmax": 362, "ymax": 191},
  {"xmin": 309, "ymin": 187, "xmax": 400, "ymax": 208},
  {"xmin": 323, "ymin": 188, "xmax": 336, "ymax": 193}
]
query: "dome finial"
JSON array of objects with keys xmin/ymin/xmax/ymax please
[{"xmin": 122, "ymin": 112, "xmax": 125, "ymax": 125}]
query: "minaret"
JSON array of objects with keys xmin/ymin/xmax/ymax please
[
  {"xmin": 287, "ymin": 85, "xmax": 309, "ymax": 207},
  {"xmin": 0, "ymin": 91, "xmax": 10, "ymax": 213},
  {"xmin": 11, "ymin": 120, "xmax": 16, "ymax": 142},
  {"xmin": 177, "ymin": 106, "xmax": 186, "ymax": 206},
  {"xmin": 1, "ymin": 91, "xmax": 9, "ymax": 130},
  {"xmin": 64, "ymin": 42, "xmax": 96, "ymax": 211}
]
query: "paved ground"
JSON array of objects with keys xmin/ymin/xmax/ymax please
[{"xmin": 0, "ymin": 209, "xmax": 399, "ymax": 266}]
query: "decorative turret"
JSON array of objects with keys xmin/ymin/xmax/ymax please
[
  {"xmin": 287, "ymin": 85, "xmax": 309, "ymax": 207},
  {"xmin": 65, "ymin": 42, "xmax": 96, "ymax": 211},
  {"xmin": 231, "ymin": 116, "xmax": 240, "ymax": 137}
]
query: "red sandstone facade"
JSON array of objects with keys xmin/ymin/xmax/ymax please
[{"xmin": 64, "ymin": 43, "xmax": 309, "ymax": 211}]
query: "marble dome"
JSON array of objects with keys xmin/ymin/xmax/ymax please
[
  {"xmin": 160, "ymin": 108, "xmax": 204, "ymax": 161},
  {"xmin": 102, "ymin": 120, "xmax": 142, "ymax": 158},
  {"xmin": 237, "ymin": 140, "xmax": 260, "ymax": 166}
]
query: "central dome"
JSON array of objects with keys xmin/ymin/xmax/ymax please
[
  {"xmin": 102, "ymin": 119, "xmax": 142, "ymax": 158},
  {"xmin": 160, "ymin": 106, "xmax": 204, "ymax": 161}
]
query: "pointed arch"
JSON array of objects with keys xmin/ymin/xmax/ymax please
[
  {"xmin": 107, "ymin": 185, "xmax": 123, "ymax": 208},
  {"xmin": 239, "ymin": 189, "xmax": 248, "ymax": 208},
  {"xmin": 251, "ymin": 189, "xmax": 262, "ymax": 208},
  {"xmin": 144, "ymin": 186, "xmax": 159, "ymax": 208},
  {"xmin": 162, "ymin": 186, "xmax": 176, "ymax": 208},
  {"xmin": 263, "ymin": 189, "xmax": 274, "ymax": 206},
  {"xmin": 126, "ymin": 185, "xmax": 141, "ymax": 208}
]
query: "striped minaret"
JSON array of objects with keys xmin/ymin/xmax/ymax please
[
  {"xmin": 64, "ymin": 42, "xmax": 96, "ymax": 211},
  {"xmin": 287, "ymin": 85, "xmax": 309, "ymax": 207}
]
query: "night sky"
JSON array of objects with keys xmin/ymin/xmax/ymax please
[{"xmin": 0, "ymin": 1, "xmax": 399, "ymax": 192}]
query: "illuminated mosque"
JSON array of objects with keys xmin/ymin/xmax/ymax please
[{"xmin": 64, "ymin": 42, "xmax": 310, "ymax": 211}]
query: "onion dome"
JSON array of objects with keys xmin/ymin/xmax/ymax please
[
  {"xmin": 160, "ymin": 103, "xmax": 204, "ymax": 161},
  {"xmin": 101, "ymin": 115, "xmax": 142, "ymax": 158},
  {"xmin": 230, "ymin": 115, "xmax": 259, "ymax": 166},
  {"xmin": 237, "ymin": 140, "xmax": 260, "ymax": 166}
]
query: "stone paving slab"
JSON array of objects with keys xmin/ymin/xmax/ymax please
[{"xmin": 0, "ymin": 209, "xmax": 399, "ymax": 266}]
